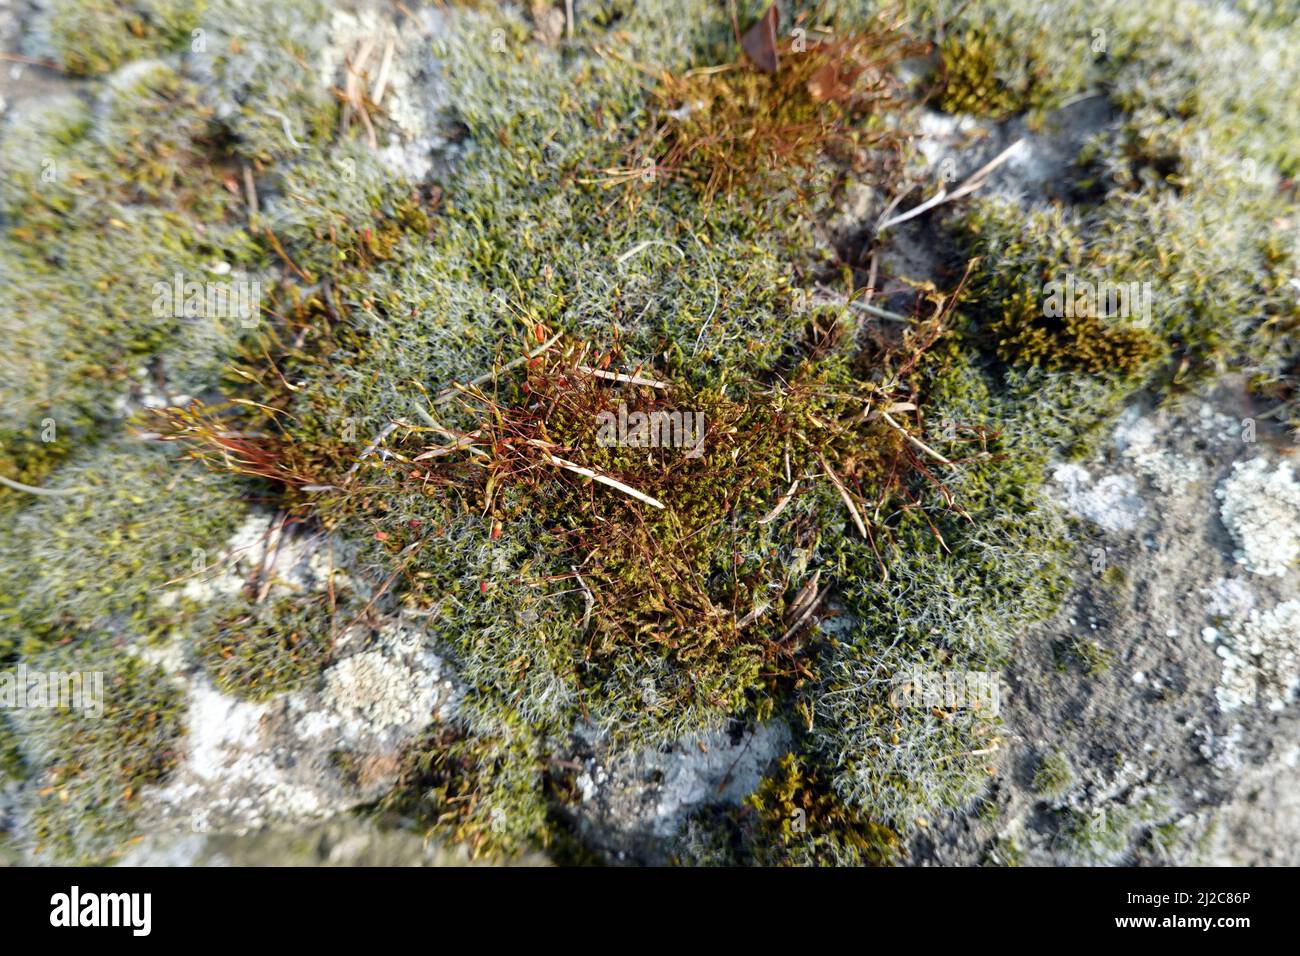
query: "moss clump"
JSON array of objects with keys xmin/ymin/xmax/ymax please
[
  {"xmin": 742, "ymin": 753, "xmax": 901, "ymax": 865},
  {"xmin": 674, "ymin": 752, "xmax": 901, "ymax": 867},
  {"xmin": 190, "ymin": 0, "xmax": 340, "ymax": 163},
  {"xmin": 1066, "ymin": 637, "xmax": 1115, "ymax": 677},
  {"xmin": 0, "ymin": 441, "xmax": 247, "ymax": 657},
  {"xmin": 198, "ymin": 595, "xmax": 334, "ymax": 701},
  {"xmin": 953, "ymin": 200, "xmax": 1165, "ymax": 379},
  {"xmin": 18, "ymin": 643, "xmax": 185, "ymax": 864},
  {"xmin": 1033, "ymin": 749, "xmax": 1074, "ymax": 799},
  {"xmin": 0, "ymin": 61, "xmax": 263, "ymax": 498},
  {"xmin": 642, "ymin": 21, "xmax": 918, "ymax": 201},
  {"xmin": 934, "ymin": 22, "xmax": 1084, "ymax": 121},
  {"xmin": 984, "ymin": 833, "xmax": 1024, "ymax": 866},
  {"xmin": 44, "ymin": 0, "xmax": 204, "ymax": 75},
  {"xmin": 370, "ymin": 723, "xmax": 549, "ymax": 861},
  {"xmin": 1057, "ymin": 795, "xmax": 1164, "ymax": 863},
  {"xmin": 0, "ymin": 713, "xmax": 25, "ymax": 783},
  {"xmin": 12, "ymin": 0, "xmax": 1295, "ymax": 866},
  {"xmin": 921, "ymin": 1, "xmax": 1098, "ymax": 121},
  {"xmin": 1109, "ymin": 0, "xmax": 1300, "ymax": 178}
]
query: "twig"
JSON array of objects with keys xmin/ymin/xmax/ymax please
[
  {"xmin": 879, "ymin": 409, "xmax": 953, "ymax": 466},
  {"xmin": 345, "ymin": 421, "xmax": 399, "ymax": 479},
  {"xmin": 779, "ymin": 587, "xmax": 827, "ymax": 643},
  {"xmin": 877, "ymin": 139, "xmax": 1024, "ymax": 232},
  {"xmin": 242, "ymin": 163, "xmax": 259, "ymax": 221},
  {"xmin": 548, "ymin": 455, "xmax": 665, "ymax": 509},
  {"xmin": 736, "ymin": 601, "xmax": 770, "ymax": 629},
  {"xmin": 371, "ymin": 38, "xmax": 396, "ymax": 104},
  {"xmin": 0, "ymin": 474, "xmax": 84, "ymax": 496},
  {"xmin": 757, "ymin": 479, "xmax": 800, "ymax": 525},
  {"xmin": 572, "ymin": 565, "xmax": 593, "ymax": 631},
  {"xmin": 432, "ymin": 331, "xmax": 563, "ymax": 405},
  {"xmin": 575, "ymin": 365, "xmax": 669, "ymax": 389},
  {"xmin": 818, "ymin": 453, "xmax": 868, "ymax": 538},
  {"xmin": 0, "ymin": 52, "xmax": 64, "ymax": 71},
  {"xmin": 786, "ymin": 569, "xmax": 821, "ymax": 622},
  {"xmin": 816, "ymin": 284, "xmax": 910, "ymax": 323}
]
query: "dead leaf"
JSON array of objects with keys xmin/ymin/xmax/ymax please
[{"xmin": 741, "ymin": 3, "xmax": 780, "ymax": 74}]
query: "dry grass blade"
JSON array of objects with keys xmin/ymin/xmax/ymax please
[
  {"xmin": 879, "ymin": 409, "xmax": 953, "ymax": 466},
  {"xmin": 877, "ymin": 139, "xmax": 1025, "ymax": 232},
  {"xmin": 818, "ymin": 452, "xmax": 868, "ymax": 538},
  {"xmin": 547, "ymin": 455, "xmax": 666, "ymax": 509},
  {"xmin": 757, "ymin": 478, "xmax": 800, "ymax": 525},
  {"xmin": 575, "ymin": 365, "xmax": 669, "ymax": 389}
]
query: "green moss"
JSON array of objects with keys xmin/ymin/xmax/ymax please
[
  {"xmin": 1068, "ymin": 637, "xmax": 1115, "ymax": 677},
  {"xmin": 984, "ymin": 833, "xmax": 1024, "ymax": 866},
  {"xmin": 952, "ymin": 199, "xmax": 1166, "ymax": 379},
  {"xmin": 1058, "ymin": 795, "xmax": 1164, "ymax": 862},
  {"xmin": 0, "ymin": 713, "xmax": 25, "ymax": 783},
  {"xmin": 198, "ymin": 594, "xmax": 334, "ymax": 701},
  {"xmin": 45, "ymin": 0, "xmax": 204, "ymax": 75},
  {"xmin": 0, "ymin": 441, "xmax": 248, "ymax": 657},
  {"xmin": 934, "ymin": 20, "xmax": 1088, "ymax": 121},
  {"xmin": 1033, "ymin": 749, "xmax": 1074, "ymax": 799},
  {"xmin": 17, "ymin": 642, "xmax": 186, "ymax": 864},
  {"xmin": 1109, "ymin": 0, "xmax": 1300, "ymax": 178},
  {"xmin": 7, "ymin": 0, "xmax": 1296, "ymax": 866},
  {"xmin": 674, "ymin": 752, "xmax": 901, "ymax": 866},
  {"xmin": 370, "ymin": 722, "xmax": 550, "ymax": 861},
  {"xmin": 191, "ymin": 0, "xmax": 339, "ymax": 163},
  {"xmin": 0, "ymin": 61, "xmax": 263, "ymax": 496}
]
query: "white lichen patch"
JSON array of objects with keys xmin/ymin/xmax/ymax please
[
  {"xmin": 151, "ymin": 682, "xmax": 331, "ymax": 833},
  {"xmin": 158, "ymin": 511, "xmax": 355, "ymax": 607},
  {"xmin": 1112, "ymin": 408, "xmax": 1205, "ymax": 494},
  {"xmin": 312, "ymin": 623, "xmax": 453, "ymax": 746},
  {"xmin": 577, "ymin": 721, "xmax": 792, "ymax": 839},
  {"xmin": 1203, "ymin": 576, "xmax": 1258, "ymax": 621},
  {"xmin": 143, "ymin": 617, "xmax": 455, "ymax": 835},
  {"xmin": 1215, "ymin": 600, "xmax": 1300, "ymax": 713},
  {"xmin": 1050, "ymin": 462, "xmax": 1145, "ymax": 532},
  {"xmin": 1216, "ymin": 458, "xmax": 1300, "ymax": 577},
  {"xmin": 317, "ymin": 6, "xmax": 449, "ymax": 183}
]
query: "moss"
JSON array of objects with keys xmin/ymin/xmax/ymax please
[
  {"xmin": 1068, "ymin": 637, "xmax": 1115, "ymax": 677},
  {"xmin": 673, "ymin": 751, "xmax": 901, "ymax": 866},
  {"xmin": 7, "ymin": 0, "xmax": 1297, "ymax": 866},
  {"xmin": 0, "ymin": 441, "xmax": 248, "ymax": 657},
  {"xmin": 642, "ymin": 21, "xmax": 918, "ymax": 201},
  {"xmin": 0, "ymin": 713, "xmax": 25, "ymax": 783},
  {"xmin": 0, "ymin": 61, "xmax": 263, "ymax": 496},
  {"xmin": 190, "ymin": 0, "xmax": 340, "ymax": 163},
  {"xmin": 1109, "ymin": 0, "xmax": 1300, "ymax": 178},
  {"xmin": 952, "ymin": 199, "xmax": 1166, "ymax": 379},
  {"xmin": 934, "ymin": 20, "xmax": 1087, "ymax": 121},
  {"xmin": 1033, "ymin": 749, "xmax": 1074, "ymax": 799},
  {"xmin": 198, "ymin": 594, "xmax": 335, "ymax": 701},
  {"xmin": 1057, "ymin": 794, "xmax": 1165, "ymax": 862},
  {"xmin": 743, "ymin": 753, "xmax": 901, "ymax": 865},
  {"xmin": 984, "ymin": 834, "xmax": 1024, "ymax": 866},
  {"xmin": 44, "ymin": 0, "xmax": 204, "ymax": 75},
  {"xmin": 17, "ymin": 642, "xmax": 185, "ymax": 864},
  {"xmin": 370, "ymin": 722, "xmax": 550, "ymax": 861}
]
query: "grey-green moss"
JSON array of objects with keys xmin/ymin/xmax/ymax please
[
  {"xmin": 16, "ymin": 642, "xmax": 186, "ymax": 864},
  {"xmin": 3, "ymin": 0, "xmax": 1297, "ymax": 866}
]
